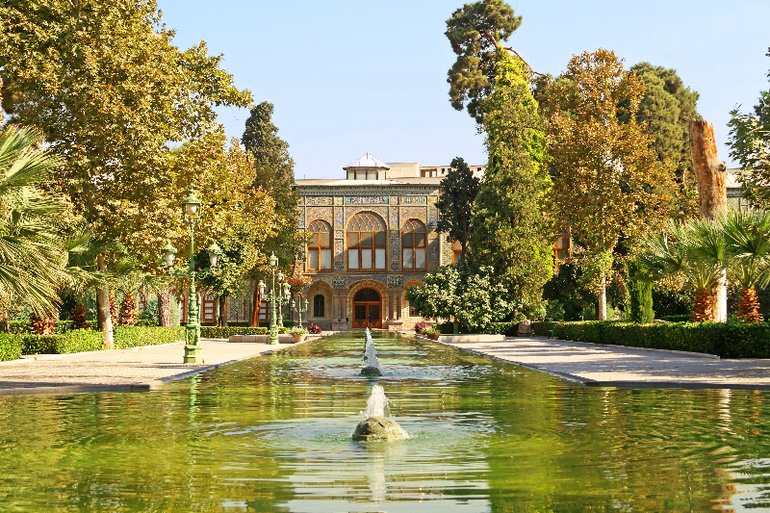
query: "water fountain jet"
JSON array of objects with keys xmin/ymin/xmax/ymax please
[
  {"xmin": 352, "ymin": 384, "xmax": 408, "ymax": 441},
  {"xmin": 360, "ymin": 328, "xmax": 382, "ymax": 377}
]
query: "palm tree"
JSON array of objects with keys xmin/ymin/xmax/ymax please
[
  {"xmin": 640, "ymin": 219, "xmax": 726, "ymax": 321},
  {"xmin": 0, "ymin": 126, "xmax": 70, "ymax": 317},
  {"xmin": 722, "ymin": 210, "xmax": 770, "ymax": 323}
]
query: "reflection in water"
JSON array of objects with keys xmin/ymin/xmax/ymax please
[{"xmin": 0, "ymin": 333, "xmax": 768, "ymax": 511}]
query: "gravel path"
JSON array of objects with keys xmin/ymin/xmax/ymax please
[
  {"xmin": 0, "ymin": 338, "xmax": 308, "ymax": 395},
  {"xmin": 439, "ymin": 336, "xmax": 770, "ymax": 390}
]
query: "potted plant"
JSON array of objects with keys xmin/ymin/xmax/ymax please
[
  {"xmin": 422, "ymin": 327, "xmax": 441, "ymax": 341},
  {"xmin": 289, "ymin": 326, "xmax": 309, "ymax": 343}
]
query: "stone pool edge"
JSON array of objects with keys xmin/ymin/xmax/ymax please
[{"xmin": 433, "ymin": 336, "xmax": 770, "ymax": 391}]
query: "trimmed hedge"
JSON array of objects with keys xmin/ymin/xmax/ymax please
[
  {"xmin": 200, "ymin": 326, "xmax": 268, "ymax": 338},
  {"xmin": 6, "ymin": 319, "xmax": 77, "ymax": 334},
  {"xmin": 0, "ymin": 334, "xmax": 23, "ymax": 361},
  {"xmin": 437, "ymin": 321, "xmax": 520, "ymax": 336},
  {"xmin": 531, "ymin": 320, "xmax": 770, "ymax": 358},
  {"xmin": 19, "ymin": 326, "xmax": 184, "ymax": 356}
]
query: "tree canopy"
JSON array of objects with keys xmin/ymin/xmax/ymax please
[
  {"xmin": 542, "ymin": 49, "xmax": 676, "ymax": 320},
  {"xmin": 0, "ymin": 0, "xmax": 252, "ymax": 261},
  {"xmin": 469, "ymin": 50, "xmax": 554, "ymax": 316},
  {"xmin": 631, "ymin": 62, "xmax": 701, "ymax": 218},
  {"xmin": 445, "ymin": 0, "xmax": 521, "ymax": 123},
  {"xmin": 728, "ymin": 48, "xmax": 770, "ymax": 208},
  {"xmin": 242, "ymin": 102, "xmax": 302, "ymax": 267},
  {"xmin": 436, "ymin": 157, "xmax": 480, "ymax": 259}
]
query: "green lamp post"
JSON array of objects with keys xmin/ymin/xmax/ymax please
[
  {"xmin": 258, "ymin": 253, "xmax": 280, "ymax": 345},
  {"xmin": 161, "ymin": 190, "xmax": 220, "ymax": 364},
  {"xmin": 276, "ymin": 271, "xmax": 286, "ymax": 329},
  {"xmin": 295, "ymin": 295, "xmax": 308, "ymax": 326},
  {"xmin": 182, "ymin": 190, "xmax": 202, "ymax": 363}
]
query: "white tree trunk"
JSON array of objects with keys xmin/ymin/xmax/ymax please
[
  {"xmin": 597, "ymin": 276, "xmax": 607, "ymax": 321},
  {"xmin": 96, "ymin": 253, "xmax": 114, "ymax": 349},
  {"xmin": 715, "ymin": 269, "xmax": 728, "ymax": 323}
]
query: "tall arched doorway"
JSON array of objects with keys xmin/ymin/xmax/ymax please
[{"xmin": 352, "ymin": 288, "xmax": 382, "ymax": 328}]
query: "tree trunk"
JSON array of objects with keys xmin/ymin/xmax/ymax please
[
  {"xmin": 597, "ymin": 275, "xmax": 607, "ymax": 321},
  {"xmin": 157, "ymin": 290, "xmax": 172, "ymax": 327},
  {"xmin": 689, "ymin": 119, "xmax": 728, "ymax": 322},
  {"xmin": 96, "ymin": 253, "xmax": 114, "ymax": 349},
  {"xmin": 30, "ymin": 314, "xmax": 56, "ymax": 335},
  {"xmin": 692, "ymin": 288, "xmax": 716, "ymax": 322},
  {"xmin": 219, "ymin": 296, "xmax": 230, "ymax": 327},
  {"xmin": 119, "ymin": 292, "xmax": 137, "ymax": 326},
  {"xmin": 72, "ymin": 302, "xmax": 89, "ymax": 329},
  {"xmin": 251, "ymin": 280, "xmax": 261, "ymax": 327},
  {"xmin": 737, "ymin": 287, "xmax": 763, "ymax": 323}
]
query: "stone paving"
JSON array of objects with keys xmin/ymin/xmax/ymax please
[
  {"xmin": 439, "ymin": 336, "xmax": 770, "ymax": 390},
  {"xmin": 0, "ymin": 338, "xmax": 306, "ymax": 395}
]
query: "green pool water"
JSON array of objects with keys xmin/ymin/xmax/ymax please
[{"xmin": 1, "ymin": 332, "xmax": 769, "ymax": 512}]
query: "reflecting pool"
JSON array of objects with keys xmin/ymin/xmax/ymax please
[{"xmin": 1, "ymin": 332, "xmax": 769, "ymax": 512}]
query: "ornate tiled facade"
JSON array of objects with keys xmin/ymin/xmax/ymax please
[{"xmin": 294, "ymin": 154, "xmax": 471, "ymax": 330}]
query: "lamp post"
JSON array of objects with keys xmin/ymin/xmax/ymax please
[
  {"xmin": 276, "ymin": 271, "xmax": 286, "ymax": 329},
  {"xmin": 295, "ymin": 296, "xmax": 308, "ymax": 326},
  {"xmin": 258, "ymin": 253, "xmax": 280, "ymax": 345},
  {"xmin": 161, "ymin": 190, "xmax": 220, "ymax": 364},
  {"xmin": 280, "ymin": 281, "xmax": 290, "ymax": 327}
]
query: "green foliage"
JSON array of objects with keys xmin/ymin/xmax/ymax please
[
  {"xmin": 543, "ymin": 263, "xmax": 594, "ymax": 321},
  {"xmin": 628, "ymin": 279, "xmax": 654, "ymax": 323},
  {"xmin": 543, "ymin": 49, "xmax": 676, "ymax": 319},
  {"xmin": 438, "ymin": 320, "xmax": 519, "ymax": 336},
  {"xmin": 19, "ymin": 326, "xmax": 183, "ymax": 355},
  {"xmin": 199, "ymin": 326, "xmax": 268, "ymax": 338},
  {"xmin": 242, "ymin": 102, "xmax": 302, "ymax": 267},
  {"xmin": 445, "ymin": 0, "xmax": 521, "ymax": 123},
  {"xmin": 407, "ymin": 263, "xmax": 512, "ymax": 332},
  {"xmin": 470, "ymin": 51, "xmax": 554, "ymax": 315},
  {"xmin": 0, "ymin": 0, "xmax": 252, "ymax": 264},
  {"xmin": 728, "ymin": 48, "xmax": 770, "ymax": 208},
  {"xmin": 5, "ymin": 319, "xmax": 76, "ymax": 334},
  {"xmin": 531, "ymin": 320, "xmax": 770, "ymax": 358},
  {"xmin": 406, "ymin": 264, "xmax": 461, "ymax": 321},
  {"xmin": 631, "ymin": 62, "xmax": 700, "ymax": 218},
  {"xmin": 436, "ymin": 157, "xmax": 480, "ymax": 259},
  {"xmin": 0, "ymin": 334, "xmax": 23, "ymax": 361},
  {"xmin": 722, "ymin": 210, "xmax": 770, "ymax": 290},
  {"xmin": 21, "ymin": 330, "xmax": 103, "ymax": 354},
  {"xmin": 627, "ymin": 260, "xmax": 654, "ymax": 323},
  {"xmin": 113, "ymin": 326, "xmax": 184, "ymax": 348},
  {"xmin": 0, "ymin": 126, "xmax": 71, "ymax": 316}
]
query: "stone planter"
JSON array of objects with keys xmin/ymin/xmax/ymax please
[{"xmin": 292, "ymin": 333, "xmax": 307, "ymax": 343}]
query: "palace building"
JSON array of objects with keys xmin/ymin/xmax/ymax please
[{"xmin": 295, "ymin": 153, "xmax": 484, "ymax": 331}]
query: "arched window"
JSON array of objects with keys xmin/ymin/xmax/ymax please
[
  {"xmin": 402, "ymin": 219, "xmax": 427, "ymax": 271},
  {"xmin": 346, "ymin": 212, "xmax": 386, "ymax": 270},
  {"xmin": 313, "ymin": 294, "xmax": 325, "ymax": 318},
  {"xmin": 307, "ymin": 220, "xmax": 333, "ymax": 272}
]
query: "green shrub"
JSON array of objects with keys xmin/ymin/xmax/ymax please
[
  {"xmin": 20, "ymin": 327, "xmax": 183, "ymax": 355},
  {"xmin": 199, "ymin": 326, "xmax": 268, "ymax": 338},
  {"xmin": 0, "ymin": 334, "xmax": 23, "ymax": 361},
  {"xmin": 530, "ymin": 320, "xmax": 770, "ymax": 358},
  {"xmin": 114, "ymin": 326, "xmax": 184, "ymax": 348},
  {"xmin": 531, "ymin": 321, "xmax": 558, "ymax": 336},
  {"xmin": 21, "ymin": 329, "xmax": 102, "ymax": 354},
  {"xmin": 660, "ymin": 314, "xmax": 690, "ymax": 322}
]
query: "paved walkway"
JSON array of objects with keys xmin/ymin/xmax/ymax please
[
  {"xmin": 439, "ymin": 336, "xmax": 770, "ymax": 390},
  {"xmin": 0, "ymin": 339, "xmax": 305, "ymax": 395}
]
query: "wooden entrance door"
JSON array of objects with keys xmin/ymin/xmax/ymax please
[{"xmin": 352, "ymin": 288, "xmax": 382, "ymax": 328}]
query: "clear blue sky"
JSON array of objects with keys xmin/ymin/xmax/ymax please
[{"xmin": 157, "ymin": 0, "xmax": 770, "ymax": 179}]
